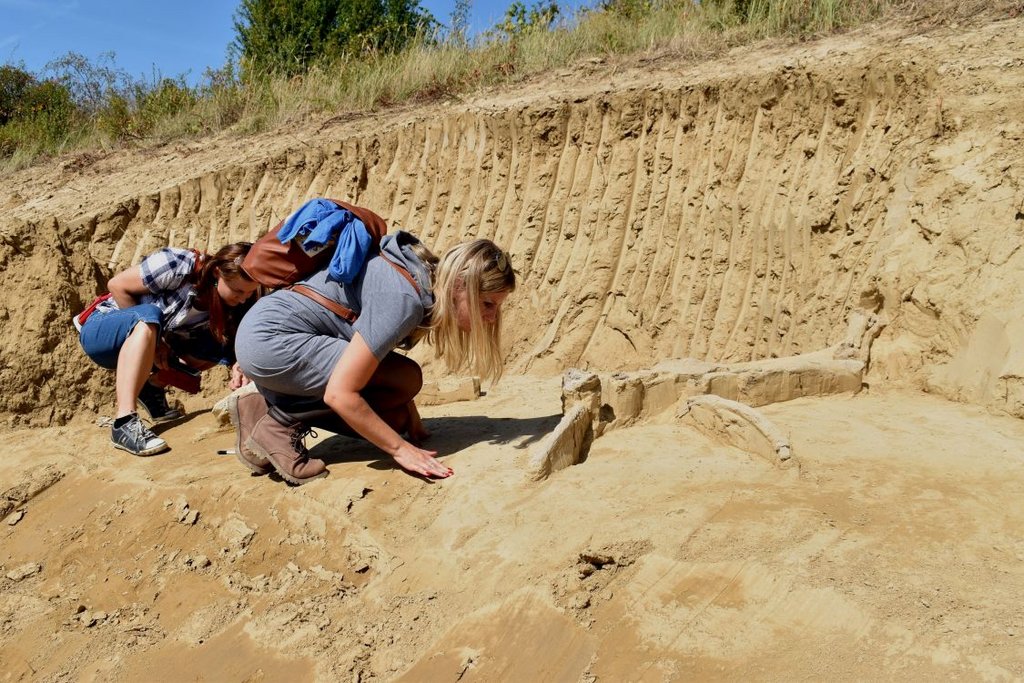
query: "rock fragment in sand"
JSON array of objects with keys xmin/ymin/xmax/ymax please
[
  {"xmin": 527, "ymin": 403, "xmax": 594, "ymax": 480},
  {"xmin": 579, "ymin": 551, "xmax": 616, "ymax": 568},
  {"xmin": 345, "ymin": 542, "xmax": 379, "ymax": 574},
  {"xmin": 218, "ymin": 514, "xmax": 256, "ymax": 551},
  {"xmin": 185, "ymin": 554, "xmax": 211, "ymax": 570},
  {"xmin": 678, "ymin": 394, "xmax": 795, "ymax": 468},
  {"xmin": 78, "ymin": 609, "xmax": 108, "ymax": 627},
  {"xmin": 168, "ymin": 496, "xmax": 199, "ymax": 524},
  {"xmin": 6, "ymin": 562, "xmax": 42, "ymax": 581},
  {"xmin": 417, "ymin": 376, "xmax": 481, "ymax": 406},
  {"xmin": 211, "ymin": 382, "xmax": 260, "ymax": 427},
  {"xmin": 310, "ymin": 565, "xmax": 344, "ymax": 582},
  {"xmin": 6, "ymin": 509, "xmax": 25, "ymax": 526},
  {"xmin": 1, "ymin": 465, "xmax": 64, "ymax": 520}
]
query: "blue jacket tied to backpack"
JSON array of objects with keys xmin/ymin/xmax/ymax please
[{"xmin": 277, "ymin": 198, "xmax": 374, "ymax": 283}]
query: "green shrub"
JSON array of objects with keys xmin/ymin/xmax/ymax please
[
  {"xmin": 0, "ymin": 72, "xmax": 78, "ymax": 160},
  {"xmin": 0, "ymin": 65, "xmax": 77, "ymax": 129},
  {"xmin": 0, "ymin": 65, "xmax": 37, "ymax": 125},
  {"xmin": 136, "ymin": 77, "xmax": 198, "ymax": 134},
  {"xmin": 95, "ymin": 92, "xmax": 136, "ymax": 140},
  {"xmin": 233, "ymin": 0, "xmax": 438, "ymax": 78},
  {"xmin": 598, "ymin": 0, "xmax": 655, "ymax": 19}
]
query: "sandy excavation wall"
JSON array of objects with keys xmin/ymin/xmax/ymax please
[{"xmin": 1, "ymin": 20, "xmax": 1022, "ymax": 426}]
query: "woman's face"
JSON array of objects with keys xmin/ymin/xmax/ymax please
[
  {"xmin": 216, "ymin": 273, "xmax": 260, "ymax": 307},
  {"xmin": 456, "ymin": 290, "xmax": 509, "ymax": 332}
]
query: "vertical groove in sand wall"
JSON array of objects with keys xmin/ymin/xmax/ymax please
[{"xmin": 3, "ymin": 48, "xmax": 1023, "ymax": 426}]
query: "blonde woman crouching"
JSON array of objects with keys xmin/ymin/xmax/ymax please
[{"xmin": 231, "ymin": 232, "xmax": 516, "ymax": 485}]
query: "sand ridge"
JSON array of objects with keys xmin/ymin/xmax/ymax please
[{"xmin": 1, "ymin": 15, "xmax": 1023, "ymax": 425}]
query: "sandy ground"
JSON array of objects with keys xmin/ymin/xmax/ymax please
[
  {"xmin": 3, "ymin": 6, "xmax": 1024, "ymax": 681},
  {"xmin": 2, "ymin": 377, "xmax": 1024, "ymax": 681}
]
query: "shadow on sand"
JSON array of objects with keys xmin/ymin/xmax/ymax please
[
  {"xmin": 149, "ymin": 408, "xmax": 208, "ymax": 435},
  {"xmin": 308, "ymin": 412, "xmax": 562, "ymax": 471}
]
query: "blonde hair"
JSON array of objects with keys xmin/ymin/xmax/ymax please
[
  {"xmin": 399, "ymin": 241, "xmax": 439, "ymax": 350},
  {"xmin": 427, "ymin": 239, "xmax": 516, "ymax": 383}
]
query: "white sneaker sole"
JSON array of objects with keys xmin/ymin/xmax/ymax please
[{"xmin": 112, "ymin": 438, "xmax": 169, "ymax": 457}]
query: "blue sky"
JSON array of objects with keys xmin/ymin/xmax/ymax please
[{"xmin": 1, "ymin": 0, "xmax": 595, "ymax": 85}]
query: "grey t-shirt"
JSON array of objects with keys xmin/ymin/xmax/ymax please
[
  {"xmin": 302, "ymin": 257, "xmax": 425, "ymax": 358},
  {"xmin": 235, "ymin": 254, "xmax": 426, "ymax": 397}
]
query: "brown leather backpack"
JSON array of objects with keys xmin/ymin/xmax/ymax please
[{"xmin": 241, "ymin": 199, "xmax": 418, "ymax": 321}]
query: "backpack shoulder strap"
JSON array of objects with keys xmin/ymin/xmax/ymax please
[
  {"xmin": 329, "ymin": 199, "xmax": 388, "ymax": 246},
  {"xmin": 288, "ymin": 284, "xmax": 358, "ymax": 322},
  {"xmin": 381, "ymin": 256, "xmax": 420, "ymax": 294}
]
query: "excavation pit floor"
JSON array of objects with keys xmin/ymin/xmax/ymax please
[{"xmin": 2, "ymin": 377, "xmax": 1022, "ymax": 681}]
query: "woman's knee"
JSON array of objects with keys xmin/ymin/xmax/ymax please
[
  {"xmin": 373, "ymin": 353, "xmax": 423, "ymax": 397},
  {"xmin": 361, "ymin": 354, "xmax": 422, "ymax": 411},
  {"xmin": 129, "ymin": 319, "xmax": 159, "ymax": 339}
]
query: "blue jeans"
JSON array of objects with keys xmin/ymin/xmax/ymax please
[{"xmin": 79, "ymin": 304, "xmax": 163, "ymax": 369}]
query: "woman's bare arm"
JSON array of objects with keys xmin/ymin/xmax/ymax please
[{"xmin": 106, "ymin": 266, "xmax": 150, "ymax": 310}]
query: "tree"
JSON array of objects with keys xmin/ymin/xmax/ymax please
[
  {"xmin": 232, "ymin": 0, "xmax": 437, "ymax": 77},
  {"xmin": 0, "ymin": 65, "xmax": 37, "ymax": 125},
  {"xmin": 44, "ymin": 52, "xmax": 131, "ymax": 116},
  {"xmin": 0, "ymin": 64, "xmax": 75, "ymax": 127},
  {"xmin": 0, "ymin": 63, "xmax": 77, "ymax": 159},
  {"xmin": 489, "ymin": 0, "xmax": 560, "ymax": 41},
  {"xmin": 447, "ymin": 0, "xmax": 472, "ymax": 46}
]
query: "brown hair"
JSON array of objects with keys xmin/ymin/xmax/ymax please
[
  {"xmin": 194, "ymin": 242, "xmax": 256, "ymax": 344},
  {"xmin": 427, "ymin": 239, "xmax": 516, "ymax": 383}
]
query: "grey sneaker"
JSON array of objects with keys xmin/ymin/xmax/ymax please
[
  {"xmin": 136, "ymin": 382, "xmax": 184, "ymax": 425},
  {"xmin": 112, "ymin": 413, "xmax": 169, "ymax": 456}
]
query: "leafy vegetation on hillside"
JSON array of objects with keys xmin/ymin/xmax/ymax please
[
  {"xmin": 233, "ymin": 0, "xmax": 437, "ymax": 77},
  {"xmin": 0, "ymin": 0, "xmax": 1015, "ymax": 172}
]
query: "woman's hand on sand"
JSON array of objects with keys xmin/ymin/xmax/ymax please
[{"xmin": 392, "ymin": 443, "xmax": 452, "ymax": 479}]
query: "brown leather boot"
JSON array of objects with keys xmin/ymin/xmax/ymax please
[
  {"xmin": 245, "ymin": 406, "xmax": 328, "ymax": 485},
  {"xmin": 228, "ymin": 391, "xmax": 272, "ymax": 475}
]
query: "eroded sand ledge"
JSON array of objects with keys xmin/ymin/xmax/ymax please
[{"xmin": 2, "ymin": 16, "xmax": 1024, "ymax": 425}]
